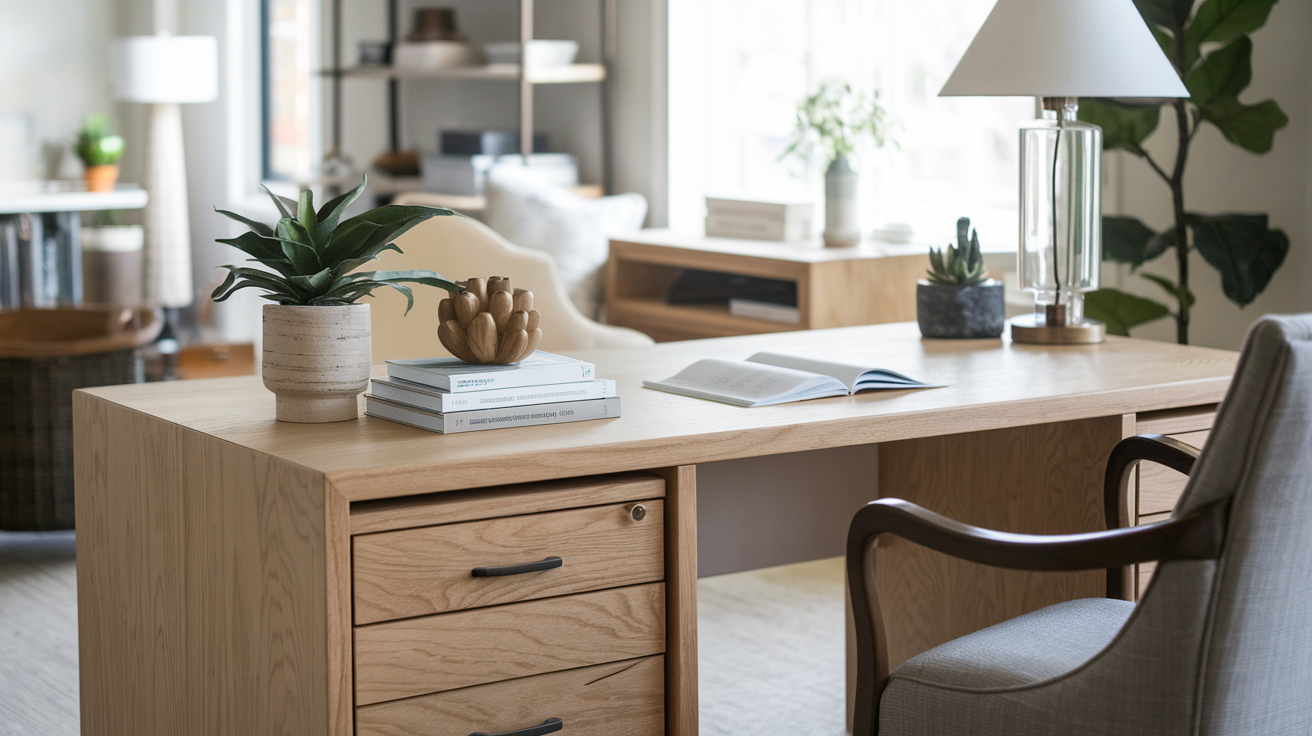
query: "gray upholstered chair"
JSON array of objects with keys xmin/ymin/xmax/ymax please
[{"xmin": 846, "ymin": 314, "xmax": 1312, "ymax": 736}]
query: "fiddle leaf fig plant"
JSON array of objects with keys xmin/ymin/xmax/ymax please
[
  {"xmin": 212, "ymin": 176, "xmax": 459, "ymax": 313},
  {"xmin": 1079, "ymin": 0, "xmax": 1289, "ymax": 343}
]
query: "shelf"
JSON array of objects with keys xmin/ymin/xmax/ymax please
[
  {"xmin": 606, "ymin": 297, "xmax": 802, "ymax": 342},
  {"xmin": 0, "ymin": 183, "xmax": 149, "ymax": 214},
  {"xmin": 329, "ymin": 63, "xmax": 606, "ymax": 84}
]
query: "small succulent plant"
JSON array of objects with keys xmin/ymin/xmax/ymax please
[
  {"xmin": 212, "ymin": 176, "xmax": 459, "ymax": 312},
  {"xmin": 926, "ymin": 217, "xmax": 988, "ymax": 286},
  {"xmin": 74, "ymin": 114, "xmax": 125, "ymax": 167}
]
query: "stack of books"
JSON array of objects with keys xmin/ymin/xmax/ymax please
[
  {"xmin": 365, "ymin": 351, "xmax": 620, "ymax": 433},
  {"xmin": 704, "ymin": 196, "xmax": 814, "ymax": 242}
]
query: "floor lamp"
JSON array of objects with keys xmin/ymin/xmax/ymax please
[{"xmin": 111, "ymin": 34, "xmax": 218, "ymax": 321}]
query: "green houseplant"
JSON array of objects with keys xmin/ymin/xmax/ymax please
[
  {"xmin": 213, "ymin": 176, "xmax": 457, "ymax": 422},
  {"xmin": 1080, "ymin": 0, "xmax": 1289, "ymax": 343},
  {"xmin": 74, "ymin": 114, "xmax": 126, "ymax": 192},
  {"xmin": 782, "ymin": 80, "xmax": 891, "ymax": 247},
  {"xmin": 917, "ymin": 217, "xmax": 1004, "ymax": 339}
]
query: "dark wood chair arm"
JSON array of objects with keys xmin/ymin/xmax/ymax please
[
  {"xmin": 1103, "ymin": 434, "xmax": 1202, "ymax": 597},
  {"xmin": 845, "ymin": 496, "xmax": 1227, "ymax": 736}
]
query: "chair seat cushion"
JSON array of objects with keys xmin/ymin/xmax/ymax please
[{"xmin": 889, "ymin": 597, "xmax": 1134, "ymax": 691}]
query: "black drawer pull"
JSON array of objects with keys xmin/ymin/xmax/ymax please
[
  {"xmin": 471, "ymin": 556, "xmax": 563, "ymax": 578},
  {"xmin": 470, "ymin": 717, "xmax": 563, "ymax": 736}
]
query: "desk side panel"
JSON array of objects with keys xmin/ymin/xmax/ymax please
[
  {"xmin": 875, "ymin": 415, "xmax": 1125, "ymax": 668},
  {"xmin": 74, "ymin": 393, "xmax": 332, "ymax": 736}
]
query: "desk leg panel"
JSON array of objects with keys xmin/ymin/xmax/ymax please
[
  {"xmin": 874, "ymin": 416, "xmax": 1126, "ymax": 669},
  {"xmin": 656, "ymin": 465, "xmax": 697, "ymax": 736},
  {"xmin": 73, "ymin": 394, "xmax": 333, "ymax": 735}
]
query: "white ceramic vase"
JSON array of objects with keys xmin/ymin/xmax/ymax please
[
  {"xmin": 823, "ymin": 155, "xmax": 860, "ymax": 248},
  {"xmin": 262, "ymin": 304, "xmax": 372, "ymax": 423}
]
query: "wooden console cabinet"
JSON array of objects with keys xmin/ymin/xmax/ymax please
[{"xmin": 605, "ymin": 230, "xmax": 928, "ymax": 341}]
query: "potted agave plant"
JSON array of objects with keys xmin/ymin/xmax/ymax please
[
  {"xmin": 212, "ymin": 177, "xmax": 456, "ymax": 423},
  {"xmin": 917, "ymin": 217, "xmax": 1004, "ymax": 339}
]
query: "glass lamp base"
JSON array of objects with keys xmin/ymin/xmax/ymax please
[{"xmin": 1009, "ymin": 313, "xmax": 1106, "ymax": 344}]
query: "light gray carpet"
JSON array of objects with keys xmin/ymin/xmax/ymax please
[
  {"xmin": 0, "ymin": 530, "xmax": 80, "ymax": 736},
  {"xmin": 0, "ymin": 531, "xmax": 845, "ymax": 736},
  {"xmin": 699, "ymin": 557, "xmax": 849, "ymax": 736}
]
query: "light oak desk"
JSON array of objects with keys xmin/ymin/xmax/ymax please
[{"xmin": 72, "ymin": 323, "xmax": 1236, "ymax": 736}]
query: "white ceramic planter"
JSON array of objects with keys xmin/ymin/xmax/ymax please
[
  {"xmin": 823, "ymin": 155, "xmax": 860, "ymax": 248},
  {"xmin": 262, "ymin": 304, "xmax": 372, "ymax": 423}
]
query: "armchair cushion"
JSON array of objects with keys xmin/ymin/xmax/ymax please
[{"xmin": 886, "ymin": 598, "xmax": 1134, "ymax": 692}]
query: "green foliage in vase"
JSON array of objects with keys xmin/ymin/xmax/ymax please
[
  {"xmin": 1079, "ymin": 0, "xmax": 1288, "ymax": 342},
  {"xmin": 781, "ymin": 79, "xmax": 891, "ymax": 165},
  {"xmin": 926, "ymin": 217, "xmax": 988, "ymax": 287},
  {"xmin": 73, "ymin": 114, "xmax": 125, "ymax": 167},
  {"xmin": 211, "ymin": 176, "xmax": 458, "ymax": 313}
]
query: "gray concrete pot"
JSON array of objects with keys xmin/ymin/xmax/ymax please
[
  {"xmin": 262, "ymin": 304, "xmax": 372, "ymax": 422},
  {"xmin": 916, "ymin": 279, "xmax": 1004, "ymax": 339}
]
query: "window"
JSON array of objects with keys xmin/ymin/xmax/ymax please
[
  {"xmin": 262, "ymin": 0, "xmax": 320, "ymax": 182},
  {"xmin": 668, "ymin": 0, "xmax": 1033, "ymax": 247}
]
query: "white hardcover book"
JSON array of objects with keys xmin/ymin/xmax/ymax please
[
  {"xmin": 704, "ymin": 197, "xmax": 814, "ymax": 222},
  {"xmin": 371, "ymin": 377, "xmax": 618, "ymax": 413},
  {"xmin": 386, "ymin": 351, "xmax": 596, "ymax": 392},
  {"xmin": 705, "ymin": 213, "xmax": 812, "ymax": 242},
  {"xmin": 728, "ymin": 298, "xmax": 801, "ymax": 325},
  {"xmin": 366, "ymin": 395, "xmax": 622, "ymax": 434}
]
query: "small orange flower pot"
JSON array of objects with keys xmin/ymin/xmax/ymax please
[{"xmin": 84, "ymin": 165, "xmax": 119, "ymax": 193}]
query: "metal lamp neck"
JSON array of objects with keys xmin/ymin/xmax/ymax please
[{"xmin": 1041, "ymin": 97, "xmax": 1080, "ymax": 122}]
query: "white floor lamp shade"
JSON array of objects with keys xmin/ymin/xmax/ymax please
[{"xmin": 112, "ymin": 35, "xmax": 218, "ymax": 309}]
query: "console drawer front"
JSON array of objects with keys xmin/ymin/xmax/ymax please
[
  {"xmin": 354, "ymin": 501, "xmax": 664, "ymax": 625},
  {"xmin": 354, "ymin": 583, "xmax": 666, "ymax": 706},
  {"xmin": 356, "ymin": 656, "xmax": 664, "ymax": 736}
]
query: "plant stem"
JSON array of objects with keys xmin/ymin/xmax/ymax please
[{"xmin": 1171, "ymin": 32, "xmax": 1191, "ymax": 345}]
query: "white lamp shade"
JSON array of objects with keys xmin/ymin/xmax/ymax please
[
  {"xmin": 939, "ymin": 0, "xmax": 1188, "ymax": 98},
  {"xmin": 112, "ymin": 35, "xmax": 218, "ymax": 104}
]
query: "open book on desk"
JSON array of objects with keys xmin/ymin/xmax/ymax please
[{"xmin": 643, "ymin": 351, "xmax": 940, "ymax": 407}]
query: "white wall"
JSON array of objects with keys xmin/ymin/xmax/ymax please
[{"xmin": 1105, "ymin": 0, "xmax": 1312, "ymax": 350}]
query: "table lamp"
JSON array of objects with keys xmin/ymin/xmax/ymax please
[
  {"xmin": 940, "ymin": 0, "xmax": 1187, "ymax": 343},
  {"xmin": 111, "ymin": 33, "xmax": 218, "ymax": 311}
]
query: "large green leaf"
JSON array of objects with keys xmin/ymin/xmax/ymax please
[
  {"xmin": 1140, "ymin": 272, "xmax": 1196, "ymax": 309},
  {"xmin": 289, "ymin": 267, "xmax": 334, "ymax": 294},
  {"xmin": 262, "ymin": 185, "xmax": 298, "ymax": 220},
  {"xmin": 332, "ymin": 242, "xmax": 404, "ymax": 278},
  {"xmin": 1185, "ymin": 36, "xmax": 1252, "ymax": 108},
  {"xmin": 276, "ymin": 220, "xmax": 321, "ymax": 275},
  {"xmin": 1133, "ymin": 0, "xmax": 1193, "ymax": 33},
  {"xmin": 1078, "ymin": 99, "xmax": 1162, "ymax": 155},
  {"xmin": 1188, "ymin": 212, "xmax": 1288, "ymax": 306},
  {"xmin": 322, "ymin": 205, "xmax": 454, "ymax": 267},
  {"xmin": 297, "ymin": 188, "xmax": 318, "ymax": 242},
  {"xmin": 1183, "ymin": 0, "xmax": 1279, "ymax": 70},
  {"xmin": 1085, "ymin": 288, "xmax": 1171, "ymax": 336},
  {"xmin": 357, "ymin": 269, "xmax": 462, "ymax": 296},
  {"xmin": 1199, "ymin": 96, "xmax": 1288, "ymax": 153},
  {"xmin": 315, "ymin": 177, "xmax": 368, "ymax": 244},
  {"xmin": 1102, "ymin": 215, "xmax": 1168, "ymax": 268}
]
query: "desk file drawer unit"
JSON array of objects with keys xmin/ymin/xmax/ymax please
[
  {"xmin": 1133, "ymin": 405, "xmax": 1216, "ymax": 599},
  {"xmin": 349, "ymin": 473, "xmax": 668, "ymax": 735}
]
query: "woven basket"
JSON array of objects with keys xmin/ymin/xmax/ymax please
[{"xmin": 0, "ymin": 307, "xmax": 160, "ymax": 530}]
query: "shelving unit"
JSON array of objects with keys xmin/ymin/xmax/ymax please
[{"xmin": 323, "ymin": 0, "xmax": 617, "ymax": 195}]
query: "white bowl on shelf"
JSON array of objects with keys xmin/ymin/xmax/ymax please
[
  {"xmin": 393, "ymin": 41, "xmax": 477, "ymax": 70},
  {"xmin": 482, "ymin": 40, "xmax": 579, "ymax": 67}
]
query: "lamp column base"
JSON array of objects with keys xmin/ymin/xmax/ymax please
[{"xmin": 1009, "ymin": 313, "xmax": 1106, "ymax": 344}]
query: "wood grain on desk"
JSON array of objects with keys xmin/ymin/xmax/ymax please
[{"xmin": 79, "ymin": 322, "xmax": 1236, "ymax": 503}]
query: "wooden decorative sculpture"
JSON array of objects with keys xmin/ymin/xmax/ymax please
[{"xmin": 437, "ymin": 277, "xmax": 543, "ymax": 364}]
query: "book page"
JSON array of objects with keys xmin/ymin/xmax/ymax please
[
  {"xmin": 643, "ymin": 359, "xmax": 846, "ymax": 407},
  {"xmin": 746, "ymin": 352, "xmax": 873, "ymax": 393}
]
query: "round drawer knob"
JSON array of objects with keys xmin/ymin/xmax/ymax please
[{"xmin": 630, "ymin": 504, "xmax": 647, "ymax": 521}]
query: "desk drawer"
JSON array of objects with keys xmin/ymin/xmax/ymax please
[
  {"xmin": 355, "ymin": 583, "xmax": 666, "ymax": 706},
  {"xmin": 353, "ymin": 500, "xmax": 664, "ymax": 624},
  {"xmin": 1138, "ymin": 430, "xmax": 1210, "ymax": 517},
  {"xmin": 356, "ymin": 655, "xmax": 664, "ymax": 736}
]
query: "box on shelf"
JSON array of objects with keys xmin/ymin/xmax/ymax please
[
  {"xmin": 440, "ymin": 130, "xmax": 549, "ymax": 157},
  {"xmin": 482, "ymin": 40, "xmax": 579, "ymax": 66},
  {"xmin": 421, "ymin": 153, "xmax": 578, "ymax": 197},
  {"xmin": 704, "ymin": 197, "xmax": 814, "ymax": 242}
]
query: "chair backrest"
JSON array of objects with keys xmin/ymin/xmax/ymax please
[
  {"xmin": 1142, "ymin": 315, "xmax": 1312, "ymax": 734},
  {"xmin": 365, "ymin": 203, "xmax": 653, "ymax": 363}
]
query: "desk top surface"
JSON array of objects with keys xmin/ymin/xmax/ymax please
[{"xmin": 81, "ymin": 322, "xmax": 1237, "ymax": 501}]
